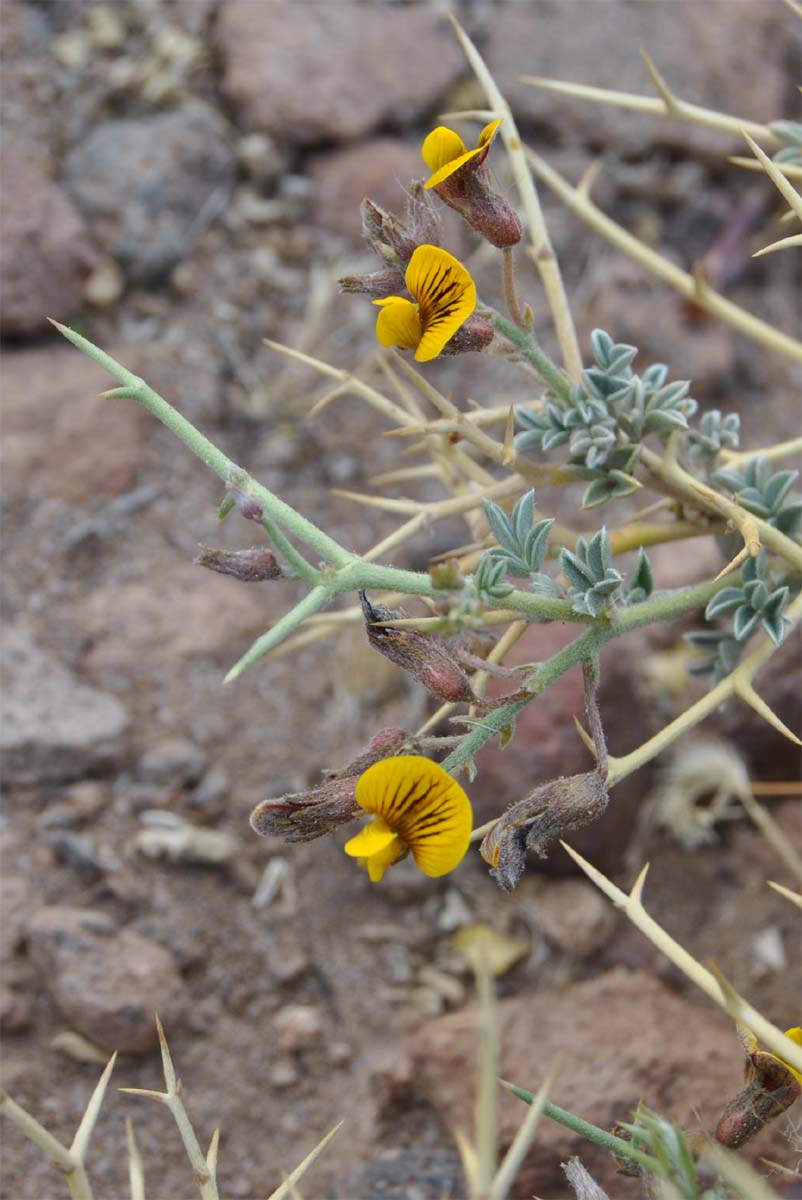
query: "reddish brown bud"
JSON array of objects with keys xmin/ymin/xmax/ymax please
[
  {"xmin": 358, "ymin": 184, "xmax": 442, "ymax": 265},
  {"xmin": 195, "ymin": 545, "xmax": 283, "ymax": 582},
  {"xmin": 226, "ymin": 478, "xmax": 264, "ymax": 523},
  {"xmin": 480, "ymin": 771, "xmax": 609, "ymax": 891},
  {"xmin": 360, "ymin": 591, "xmax": 475, "ymax": 704},
  {"xmin": 432, "ymin": 164, "xmax": 522, "ymax": 249},
  {"xmin": 440, "ymin": 312, "xmax": 495, "ymax": 356},
  {"xmin": 338, "ymin": 266, "xmax": 405, "ymax": 298},
  {"xmin": 249, "ymin": 728, "xmax": 409, "ymax": 842},
  {"xmin": 715, "ymin": 1045, "xmax": 802, "ymax": 1148}
]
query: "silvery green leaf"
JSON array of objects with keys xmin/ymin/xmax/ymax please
[
  {"xmin": 590, "ymin": 328, "xmax": 615, "ymax": 366},
  {"xmin": 587, "ymin": 529, "xmax": 612, "ymax": 580},
  {"xmin": 530, "ymin": 572, "xmax": 563, "ymax": 598},
  {"xmin": 605, "ymin": 345, "xmax": 638, "ymax": 374},
  {"xmin": 775, "ymin": 501, "xmax": 802, "ymax": 534},
  {"xmin": 515, "ymin": 406, "xmax": 543, "ymax": 431},
  {"xmin": 513, "ymin": 429, "xmax": 544, "ymax": 452},
  {"xmin": 486, "ymin": 548, "xmax": 530, "ymax": 577},
  {"xmin": 762, "ymin": 613, "xmax": 786, "ymax": 645},
  {"xmin": 524, "ymin": 518, "xmax": 554, "ymax": 572},
  {"xmin": 763, "ymin": 469, "xmax": 798, "ymax": 512},
  {"xmin": 560, "ymin": 549, "xmax": 596, "ymax": 592},
  {"xmin": 747, "ymin": 580, "xmax": 769, "ymax": 610},
  {"xmin": 652, "ymin": 380, "xmax": 690, "ymax": 407},
  {"xmin": 641, "ymin": 362, "xmax": 668, "ymax": 390},
  {"xmin": 685, "ymin": 629, "xmax": 726, "ymax": 649},
  {"xmin": 733, "ymin": 606, "xmax": 761, "ymax": 642},
  {"xmin": 764, "ymin": 586, "xmax": 790, "ymax": 619},
  {"xmin": 718, "ymin": 637, "xmax": 741, "ymax": 673},
  {"xmin": 542, "ymin": 428, "xmax": 571, "ymax": 451},
  {"xmin": 513, "ymin": 489, "xmax": 536, "ymax": 545},
  {"xmin": 608, "ymin": 470, "xmax": 641, "ymax": 497},
  {"xmin": 705, "ymin": 587, "xmax": 745, "ymax": 619},
  {"xmin": 736, "ymin": 487, "xmax": 772, "ymax": 518},
  {"xmin": 643, "ymin": 409, "xmax": 689, "ymax": 436},
  {"xmin": 483, "ymin": 499, "xmax": 515, "ymax": 552},
  {"xmin": 582, "ymin": 478, "xmax": 614, "ymax": 509},
  {"xmin": 774, "ymin": 145, "xmax": 802, "ymax": 165},
  {"xmin": 630, "ymin": 547, "xmax": 654, "ymax": 598},
  {"xmin": 712, "ymin": 468, "xmax": 744, "ymax": 493},
  {"xmin": 770, "ymin": 119, "xmax": 802, "ymax": 146}
]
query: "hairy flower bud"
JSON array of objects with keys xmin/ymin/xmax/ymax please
[
  {"xmin": 715, "ymin": 1028, "xmax": 802, "ymax": 1148},
  {"xmin": 438, "ymin": 312, "xmax": 495, "ymax": 356},
  {"xmin": 360, "ymin": 591, "xmax": 475, "ymax": 704},
  {"xmin": 480, "ymin": 771, "xmax": 609, "ymax": 891},
  {"xmin": 249, "ymin": 728, "xmax": 408, "ymax": 842},
  {"xmin": 195, "ymin": 545, "xmax": 283, "ymax": 582},
  {"xmin": 338, "ymin": 266, "xmax": 406, "ymax": 298}
]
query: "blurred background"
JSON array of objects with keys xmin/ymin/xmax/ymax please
[{"xmin": 2, "ymin": 1, "xmax": 800, "ymax": 1197}]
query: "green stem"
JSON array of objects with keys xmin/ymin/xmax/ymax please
[
  {"xmin": 504, "ymin": 1082, "xmax": 662, "ymax": 1176},
  {"xmin": 442, "ymin": 575, "xmax": 728, "ymax": 775},
  {"xmin": 224, "ymin": 585, "xmax": 330, "ymax": 683},
  {"xmin": 52, "ymin": 322, "xmax": 354, "ymax": 570},
  {"xmin": 261, "ymin": 518, "xmax": 321, "ymax": 586},
  {"xmin": 489, "ymin": 310, "xmax": 574, "ymax": 401}
]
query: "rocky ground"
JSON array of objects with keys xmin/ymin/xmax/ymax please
[{"xmin": 1, "ymin": 2, "xmax": 801, "ymax": 1198}]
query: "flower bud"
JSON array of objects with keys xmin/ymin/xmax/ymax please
[
  {"xmin": 433, "ymin": 167, "xmax": 523, "ymax": 249},
  {"xmin": 438, "ymin": 312, "xmax": 495, "ymax": 356},
  {"xmin": 338, "ymin": 265, "xmax": 406, "ymax": 299},
  {"xmin": 195, "ymin": 545, "xmax": 283, "ymax": 582},
  {"xmin": 249, "ymin": 728, "xmax": 409, "ymax": 842},
  {"xmin": 480, "ymin": 770, "xmax": 609, "ymax": 891},
  {"xmin": 360, "ymin": 591, "xmax": 475, "ymax": 704},
  {"xmin": 715, "ymin": 1029, "xmax": 802, "ymax": 1148}
]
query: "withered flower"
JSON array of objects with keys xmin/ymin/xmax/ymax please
[
  {"xmin": 360, "ymin": 591, "xmax": 475, "ymax": 703},
  {"xmin": 249, "ymin": 728, "xmax": 408, "ymax": 842},
  {"xmin": 195, "ymin": 545, "xmax": 283, "ymax": 583},
  {"xmin": 338, "ymin": 184, "xmax": 441, "ymax": 298},
  {"xmin": 422, "ymin": 121, "xmax": 522, "ymax": 248},
  {"xmin": 715, "ymin": 1025, "xmax": 802, "ymax": 1149}
]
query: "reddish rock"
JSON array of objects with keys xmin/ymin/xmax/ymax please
[
  {"xmin": 216, "ymin": 2, "xmax": 465, "ymax": 143},
  {"xmin": 310, "ymin": 139, "xmax": 426, "ymax": 242},
  {"xmin": 474, "ymin": 624, "xmax": 654, "ymax": 875},
  {"xmin": 486, "ymin": 2, "xmax": 790, "ymax": 159},
  {"xmin": 27, "ymin": 907, "xmax": 182, "ymax": 1054},
  {"xmin": 0, "ymin": 147, "xmax": 98, "ymax": 337},
  {"xmin": 63, "ymin": 106, "xmax": 236, "ymax": 285},
  {"xmin": 1, "ymin": 624, "xmax": 128, "ymax": 785},
  {"xmin": 408, "ymin": 968, "xmax": 788, "ymax": 1197},
  {"xmin": 2, "ymin": 346, "xmax": 149, "ymax": 503},
  {"xmin": 533, "ymin": 878, "xmax": 617, "ymax": 958},
  {"xmin": 79, "ymin": 562, "xmax": 272, "ymax": 676}
]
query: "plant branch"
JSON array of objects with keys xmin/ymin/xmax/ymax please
[
  {"xmin": 51, "ymin": 322, "xmax": 354, "ymax": 569},
  {"xmin": 519, "ymin": 71, "xmax": 777, "ymax": 144},
  {"xmin": 500, "ymin": 1082, "xmax": 662, "ymax": 1175},
  {"xmin": 447, "ymin": 14, "xmax": 582, "ymax": 380},
  {"xmin": 522, "ymin": 153, "xmax": 802, "ymax": 364}
]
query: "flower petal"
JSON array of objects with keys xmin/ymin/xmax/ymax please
[
  {"xmin": 478, "ymin": 118, "xmax": 503, "ymax": 148},
  {"xmin": 373, "ymin": 296, "xmax": 422, "ymax": 351},
  {"xmin": 424, "ymin": 146, "xmax": 484, "ymax": 189},
  {"xmin": 343, "ymin": 817, "xmax": 397, "ymax": 858},
  {"xmin": 781, "ymin": 1027, "xmax": 802, "ymax": 1085},
  {"xmin": 421, "ymin": 125, "xmax": 467, "ymax": 175},
  {"xmin": 404, "ymin": 245, "xmax": 476, "ymax": 362},
  {"xmin": 355, "ymin": 755, "xmax": 473, "ymax": 878}
]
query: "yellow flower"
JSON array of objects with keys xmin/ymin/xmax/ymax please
[
  {"xmin": 421, "ymin": 119, "xmax": 503, "ymax": 189},
  {"xmin": 776, "ymin": 1027, "xmax": 802, "ymax": 1085},
  {"xmin": 372, "ymin": 245, "xmax": 477, "ymax": 363},
  {"xmin": 344, "ymin": 755, "xmax": 473, "ymax": 882}
]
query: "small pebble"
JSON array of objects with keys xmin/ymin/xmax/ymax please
[
  {"xmin": 0, "ymin": 987, "xmax": 31, "ymax": 1033},
  {"xmin": 269, "ymin": 1057, "xmax": 300, "ymax": 1089},
  {"xmin": 84, "ymin": 257, "xmax": 125, "ymax": 308},
  {"xmin": 138, "ymin": 739, "xmax": 208, "ymax": 787},
  {"xmin": 273, "ymin": 1004, "xmax": 323, "ymax": 1053}
]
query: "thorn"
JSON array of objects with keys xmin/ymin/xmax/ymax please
[
  {"xmin": 629, "ymin": 862, "xmax": 650, "ymax": 904},
  {"xmin": 735, "ymin": 680, "xmax": 802, "ymax": 746},
  {"xmin": 640, "ymin": 48, "xmax": 679, "ymax": 114},
  {"xmin": 572, "ymin": 715, "xmax": 596, "ymax": 757},
  {"xmin": 502, "ymin": 405, "xmax": 515, "ymax": 465},
  {"xmin": 768, "ymin": 880, "xmax": 802, "ymax": 910},
  {"xmin": 714, "ymin": 544, "xmax": 750, "ymax": 581},
  {"xmin": 577, "ymin": 157, "xmax": 604, "ymax": 199},
  {"xmin": 118, "ymin": 1088, "xmax": 169, "ymax": 1103}
]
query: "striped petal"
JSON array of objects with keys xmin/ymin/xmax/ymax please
[
  {"xmin": 478, "ymin": 118, "xmax": 503, "ymax": 148},
  {"xmin": 422, "ymin": 125, "xmax": 467, "ymax": 175},
  {"xmin": 373, "ymin": 295, "xmax": 422, "ymax": 351},
  {"xmin": 404, "ymin": 245, "xmax": 476, "ymax": 362},
  {"xmin": 355, "ymin": 756, "xmax": 473, "ymax": 878}
]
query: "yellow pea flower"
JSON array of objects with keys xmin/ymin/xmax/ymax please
[
  {"xmin": 372, "ymin": 244, "xmax": 476, "ymax": 363},
  {"xmin": 344, "ymin": 755, "xmax": 473, "ymax": 882},
  {"xmin": 421, "ymin": 119, "xmax": 503, "ymax": 189}
]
